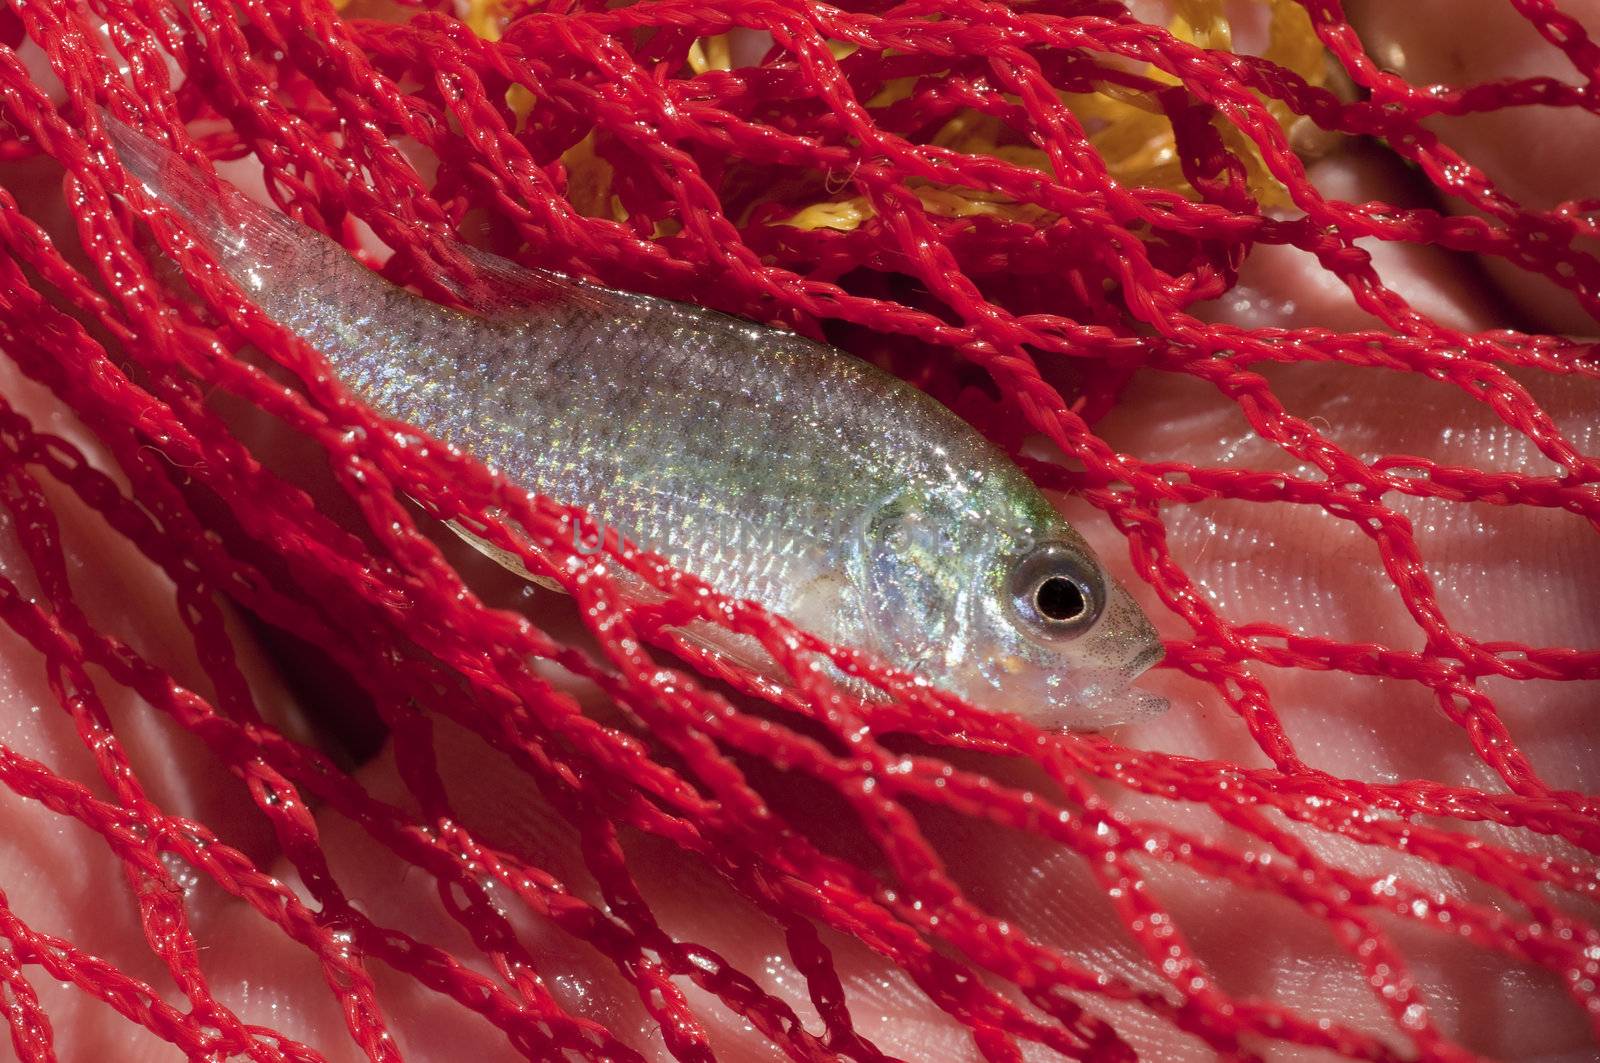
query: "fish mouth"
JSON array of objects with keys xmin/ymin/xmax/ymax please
[
  {"xmin": 1022, "ymin": 659, "xmax": 1170, "ymax": 731},
  {"xmin": 1121, "ymin": 687, "xmax": 1169, "ymax": 718},
  {"xmin": 1043, "ymin": 686, "xmax": 1168, "ymax": 734},
  {"xmin": 1124, "ymin": 641, "xmax": 1165, "ymax": 680}
]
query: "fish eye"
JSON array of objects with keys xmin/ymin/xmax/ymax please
[
  {"xmin": 1007, "ymin": 543, "xmax": 1104, "ymax": 640},
  {"xmin": 1035, "ymin": 575, "xmax": 1086, "ymax": 621}
]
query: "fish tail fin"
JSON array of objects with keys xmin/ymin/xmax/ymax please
[
  {"xmin": 104, "ymin": 114, "xmax": 353, "ymax": 315},
  {"xmin": 106, "ymin": 113, "xmax": 637, "ymax": 328}
]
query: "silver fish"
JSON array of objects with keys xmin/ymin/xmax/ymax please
[{"xmin": 108, "ymin": 118, "xmax": 1165, "ymax": 728}]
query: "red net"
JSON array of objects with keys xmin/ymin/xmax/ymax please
[{"xmin": 0, "ymin": 0, "xmax": 1595, "ymax": 1060}]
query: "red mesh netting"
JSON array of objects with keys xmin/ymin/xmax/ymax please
[{"xmin": 0, "ymin": 0, "xmax": 1595, "ymax": 1060}]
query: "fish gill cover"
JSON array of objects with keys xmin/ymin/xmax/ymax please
[{"xmin": 0, "ymin": 0, "xmax": 1594, "ymax": 1061}]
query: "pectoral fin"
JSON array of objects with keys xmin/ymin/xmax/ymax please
[{"xmin": 442, "ymin": 516, "xmax": 564, "ymax": 592}]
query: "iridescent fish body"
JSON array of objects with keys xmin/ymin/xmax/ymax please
[{"xmin": 109, "ymin": 118, "xmax": 1165, "ymax": 728}]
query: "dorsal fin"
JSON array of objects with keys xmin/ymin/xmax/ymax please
[{"xmin": 104, "ymin": 115, "xmax": 341, "ymax": 301}]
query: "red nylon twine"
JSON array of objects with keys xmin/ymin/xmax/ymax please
[{"xmin": 0, "ymin": 1, "xmax": 1595, "ymax": 1060}]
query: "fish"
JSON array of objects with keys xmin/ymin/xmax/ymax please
[{"xmin": 105, "ymin": 116, "xmax": 1166, "ymax": 729}]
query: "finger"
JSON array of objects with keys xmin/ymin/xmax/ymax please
[
  {"xmin": 177, "ymin": 153, "xmax": 1597, "ymax": 1061},
  {"xmin": 0, "ymin": 356, "xmax": 323, "ymax": 1058},
  {"xmin": 1346, "ymin": 0, "xmax": 1600, "ymax": 335}
]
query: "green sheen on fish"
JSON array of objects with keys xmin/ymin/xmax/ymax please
[{"xmin": 108, "ymin": 118, "xmax": 1165, "ymax": 729}]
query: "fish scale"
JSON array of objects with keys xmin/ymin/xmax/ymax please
[{"xmin": 320, "ymin": 296, "xmax": 871, "ymax": 607}]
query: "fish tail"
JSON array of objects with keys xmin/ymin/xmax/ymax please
[
  {"xmin": 103, "ymin": 115, "xmax": 357, "ymax": 318},
  {"xmin": 106, "ymin": 113, "xmax": 637, "ymax": 333}
]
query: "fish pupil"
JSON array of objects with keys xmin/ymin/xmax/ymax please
[{"xmin": 1035, "ymin": 576, "xmax": 1087, "ymax": 622}]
